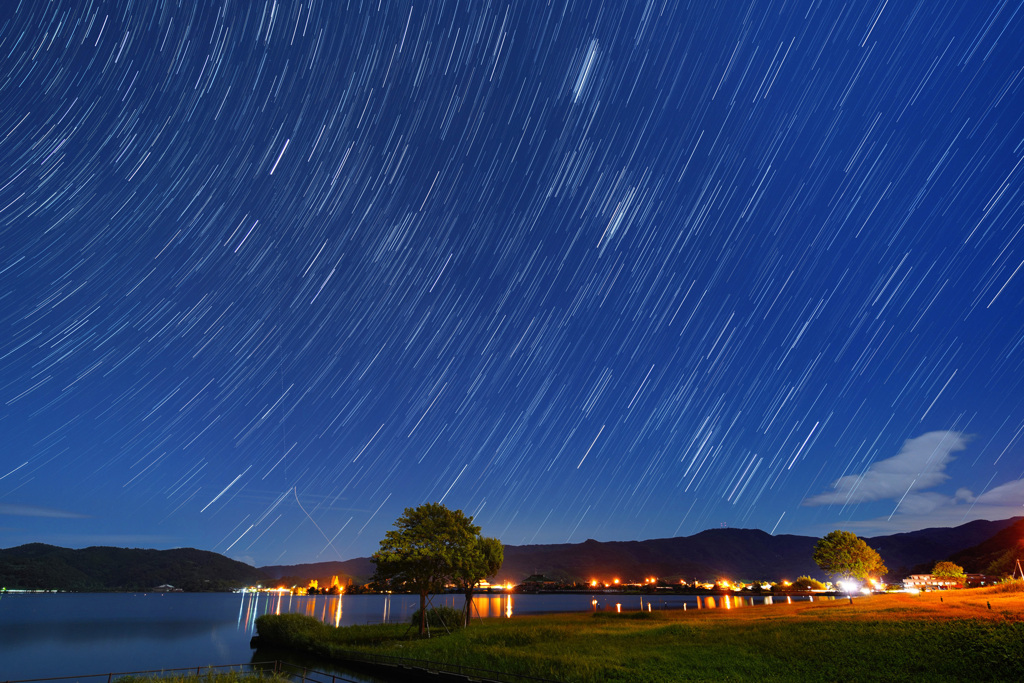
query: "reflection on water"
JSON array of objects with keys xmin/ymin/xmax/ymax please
[
  {"xmin": 468, "ymin": 594, "xmax": 514, "ymax": 619},
  {"xmin": 0, "ymin": 591, "xmax": 833, "ymax": 681},
  {"xmin": 238, "ymin": 592, "xmax": 349, "ymax": 629},
  {"xmin": 235, "ymin": 590, "xmax": 832, "ymax": 629},
  {"xmin": 236, "ymin": 591, "xmax": 482, "ymax": 629}
]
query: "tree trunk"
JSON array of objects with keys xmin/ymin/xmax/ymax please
[
  {"xmin": 419, "ymin": 591, "xmax": 427, "ymax": 636},
  {"xmin": 463, "ymin": 587, "xmax": 473, "ymax": 627}
]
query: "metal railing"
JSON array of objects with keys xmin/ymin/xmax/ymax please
[
  {"xmin": 2, "ymin": 659, "xmax": 558, "ymax": 683},
  {"xmin": 2, "ymin": 661, "xmax": 354, "ymax": 683}
]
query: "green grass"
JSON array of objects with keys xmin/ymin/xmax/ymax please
[{"xmin": 255, "ymin": 591, "xmax": 1024, "ymax": 682}]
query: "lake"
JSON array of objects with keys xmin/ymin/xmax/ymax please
[{"xmin": 0, "ymin": 591, "xmax": 818, "ymax": 681}]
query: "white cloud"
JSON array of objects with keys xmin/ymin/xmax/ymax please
[
  {"xmin": 0, "ymin": 503, "xmax": 90, "ymax": 519},
  {"xmin": 803, "ymin": 431, "xmax": 967, "ymax": 506},
  {"xmin": 974, "ymin": 478, "xmax": 1024, "ymax": 506},
  {"xmin": 800, "ymin": 430, "xmax": 1024, "ymax": 535},
  {"xmin": 888, "ymin": 492, "xmax": 951, "ymax": 516}
]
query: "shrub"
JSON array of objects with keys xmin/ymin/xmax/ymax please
[
  {"xmin": 409, "ymin": 606, "xmax": 464, "ymax": 632},
  {"xmin": 790, "ymin": 576, "xmax": 825, "ymax": 591},
  {"xmin": 983, "ymin": 578, "xmax": 1024, "ymax": 593},
  {"xmin": 255, "ymin": 613, "xmax": 326, "ymax": 647}
]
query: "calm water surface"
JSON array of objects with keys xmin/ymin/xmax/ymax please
[{"xmin": 0, "ymin": 591, "xmax": 813, "ymax": 681}]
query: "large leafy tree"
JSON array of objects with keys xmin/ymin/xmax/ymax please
[
  {"xmin": 453, "ymin": 535, "xmax": 504, "ymax": 626},
  {"xmin": 932, "ymin": 561, "xmax": 965, "ymax": 585},
  {"xmin": 371, "ymin": 502, "xmax": 481, "ymax": 636},
  {"xmin": 813, "ymin": 530, "xmax": 888, "ymax": 581}
]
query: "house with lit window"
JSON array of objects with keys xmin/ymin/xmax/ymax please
[
  {"xmin": 903, "ymin": 574, "xmax": 958, "ymax": 590},
  {"xmin": 902, "ymin": 573, "xmax": 993, "ymax": 590}
]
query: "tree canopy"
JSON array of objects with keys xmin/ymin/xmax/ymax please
[
  {"xmin": 453, "ymin": 535, "xmax": 504, "ymax": 626},
  {"xmin": 812, "ymin": 530, "xmax": 888, "ymax": 581},
  {"xmin": 371, "ymin": 502, "xmax": 502, "ymax": 635},
  {"xmin": 932, "ymin": 561, "xmax": 965, "ymax": 582}
]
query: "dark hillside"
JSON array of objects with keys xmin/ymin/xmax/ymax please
[
  {"xmin": 496, "ymin": 519, "xmax": 1021, "ymax": 583},
  {"xmin": 261, "ymin": 518, "xmax": 1023, "ymax": 586},
  {"xmin": 499, "ymin": 530, "xmax": 821, "ymax": 583},
  {"xmin": 0, "ymin": 544, "xmax": 266, "ymax": 591},
  {"xmin": 949, "ymin": 517, "xmax": 1024, "ymax": 575},
  {"xmin": 864, "ymin": 517, "xmax": 1021, "ymax": 573},
  {"xmin": 8, "ymin": 517, "xmax": 1018, "ymax": 591}
]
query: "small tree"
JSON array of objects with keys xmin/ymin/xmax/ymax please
[
  {"xmin": 813, "ymin": 530, "xmax": 888, "ymax": 582},
  {"xmin": 371, "ymin": 502, "xmax": 480, "ymax": 636},
  {"xmin": 932, "ymin": 561, "xmax": 965, "ymax": 586},
  {"xmin": 791, "ymin": 575, "xmax": 826, "ymax": 591},
  {"xmin": 453, "ymin": 535, "xmax": 504, "ymax": 626}
]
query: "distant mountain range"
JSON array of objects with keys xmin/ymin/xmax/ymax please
[
  {"xmin": 4, "ymin": 517, "xmax": 1020, "ymax": 591},
  {"xmin": 261, "ymin": 516, "xmax": 1024, "ymax": 585},
  {"xmin": 0, "ymin": 543, "xmax": 265, "ymax": 591}
]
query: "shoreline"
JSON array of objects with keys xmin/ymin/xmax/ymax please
[{"xmin": 252, "ymin": 584, "xmax": 1024, "ymax": 682}]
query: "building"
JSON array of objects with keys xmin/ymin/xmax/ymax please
[{"xmin": 902, "ymin": 573, "xmax": 993, "ymax": 590}]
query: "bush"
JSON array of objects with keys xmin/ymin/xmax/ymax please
[
  {"xmin": 790, "ymin": 576, "xmax": 825, "ymax": 591},
  {"xmin": 254, "ymin": 613, "xmax": 327, "ymax": 649},
  {"xmin": 409, "ymin": 606, "xmax": 464, "ymax": 632},
  {"xmin": 983, "ymin": 578, "xmax": 1024, "ymax": 593}
]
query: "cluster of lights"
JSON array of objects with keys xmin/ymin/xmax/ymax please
[
  {"xmin": 589, "ymin": 577, "xmax": 622, "ymax": 588},
  {"xmin": 247, "ymin": 574, "xmax": 890, "ymax": 596}
]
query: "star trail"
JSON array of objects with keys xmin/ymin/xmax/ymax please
[{"xmin": 1, "ymin": 1, "xmax": 1023, "ymax": 566}]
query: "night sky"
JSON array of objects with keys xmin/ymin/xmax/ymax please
[{"xmin": 2, "ymin": 1, "xmax": 1023, "ymax": 568}]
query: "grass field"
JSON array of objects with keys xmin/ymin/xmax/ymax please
[{"xmin": 255, "ymin": 582, "xmax": 1024, "ymax": 683}]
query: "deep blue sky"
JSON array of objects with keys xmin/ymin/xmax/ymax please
[{"xmin": 1, "ymin": 1, "xmax": 1022, "ymax": 568}]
